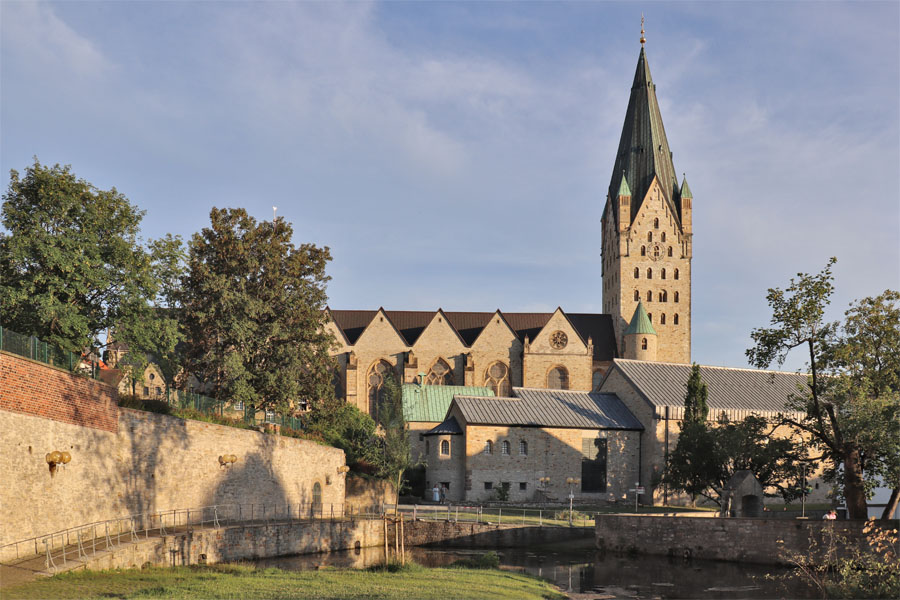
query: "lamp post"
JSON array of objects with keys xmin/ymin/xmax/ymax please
[{"xmin": 566, "ymin": 477, "xmax": 580, "ymax": 525}]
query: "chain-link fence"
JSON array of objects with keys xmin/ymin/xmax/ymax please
[{"xmin": 0, "ymin": 326, "xmax": 100, "ymax": 379}]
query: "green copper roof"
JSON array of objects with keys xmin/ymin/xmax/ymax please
[
  {"xmin": 617, "ymin": 173, "xmax": 631, "ymax": 197},
  {"xmin": 608, "ymin": 47, "xmax": 681, "ymax": 228},
  {"xmin": 680, "ymin": 175, "xmax": 692, "ymax": 199},
  {"xmin": 624, "ymin": 301, "xmax": 657, "ymax": 336},
  {"xmin": 402, "ymin": 384, "xmax": 494, "ymax": 422}
]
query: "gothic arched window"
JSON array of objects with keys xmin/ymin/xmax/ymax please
[
  {"xmin": 640, "ymin": 245, "xmax": 646, "ymax": 256},
  {"xmin": 641, "ymin": 338, "xmax": 648, "ymax": 350},
  {"xmin": 367, "ymin": 360, "xmax": 393, "ymax": 420},
  {"xmin": 661, "ymin": 232, "xmax": 666, "ymax": 242},
  {"xmin": 647, "ymin": 268, "xmax": 653, "ymax": 279},
  {"xmin": 484, "ymin": 440, "xmax": 493, "ymax": 455},
  {"xmin": 674, "ymin": 269, "xmax": 680, "ymax": 280},
  {"xmin": 648, "ymin": 313, "xmax": 652, "ymax": 322},
  {"xmin": 634, "ymin": 267, "xmax": 640, "ymax": 278},
  {"xmin": 484, "ymin": 362, "xmax": 510, "ymax": 397},
  {"xmin": 674, "ymin": 291, "xmax": 680, "ymax": 303},
  {"xmin": 674, "ymin": 314, "xmax": 680, "ymax": 325},
  {"xmin": 668, "ymin": 246, "xmax": 673, "ymax": 257},
  {"xmin": 633, "ymin": 290, "xmax": 640, "ymax": 301},
  {"xmin": 441, "ymin": 440, "xmax": 450, "ymax": 455},
  {"xmin": 647, "ymin": 231, "xmax": 653, "ymax": 242},
  {"xmin": 501, "ymin": 441, "xmax": 510, "ymax": 455},
  {"xmin": 660, "ymin": 290, "xmax": 667, "ymax": 302},
  {"xmin": 661, "ymin": 313, "xmax": 667, "ymax": 325},
  {"xmin": 654, "ymin": 218, "xmax": 659, "ymax": 229},
  {"xmin": 547, "ymin": 366, "xmax": 569, "ymax": 390},
  {"xmin": 661, "ymin": 268, "xmax": 667, "ymax": 280},
  {"xmin": 647, "ymin": 290, "xmax": 653, "ymax": 302},
  {"xmin": 426, "ymin": 358, "xmax": 453, "ymax": 386},
  {"xmin": 312, "ymin": 482, "xmax": 322, "ymax": 507}
]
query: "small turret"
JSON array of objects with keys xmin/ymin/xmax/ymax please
[
  {"xmin": 617, "ymin": 172, "xmax": 632, "ymax": 233},
  {"xmin": 680, "ymin": 174, "xmax": 693, "ymax": 234},
  {"xmin": 623, "ymin": 301, "xmax": 657, "ymax": 361}
]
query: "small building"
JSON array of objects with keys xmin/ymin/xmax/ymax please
[
  {"xmin": 423, "ymin": 387, "xmax": 644, "ymax": 503},
  {"xmin": 401, "ymin": 382, "xmax": 494, "ymax": 461}
]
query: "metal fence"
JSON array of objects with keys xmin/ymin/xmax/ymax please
[
  {"xmin": 0, "ymin": 326, "xmax": 99, "ymax": 379},
  {"xmin": 0, "ymin": 502, "xmax": 384, "ymax": 572}
]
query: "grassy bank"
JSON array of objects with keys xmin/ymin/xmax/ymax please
[{"xmin": 4, "ymin": 563, "xmax": 566, "ymax": 600}]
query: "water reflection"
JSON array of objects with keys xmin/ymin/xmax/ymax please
[{"xmin": 255, "ymin": 541, "xmax": 812, "ymax": 599}]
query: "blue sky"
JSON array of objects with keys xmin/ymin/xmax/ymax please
[{"xmin": 2, "ymin": 1, "xmax": 898, "ymax": 372}]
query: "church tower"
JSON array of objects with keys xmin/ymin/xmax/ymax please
[{"xmin": 601, "ymin": 32, "xmax": 692, "ymax": 364}]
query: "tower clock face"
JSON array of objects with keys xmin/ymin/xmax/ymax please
[{"xmin": 649, "ymin": 244, "xmax": 662, "ymax": 261}]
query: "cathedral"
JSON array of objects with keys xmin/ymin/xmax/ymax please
[{"xmin": 327, "ymin": 38, "xmax": 693, "ymax": 417}]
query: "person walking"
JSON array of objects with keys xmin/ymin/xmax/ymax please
[{"xmin": 432, "ymin": 483, "xmax": 440, "ymax": 503}]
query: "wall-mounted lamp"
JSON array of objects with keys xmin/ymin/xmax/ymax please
[
  {"xmin": 538, "ymin": 476, "xmax": 551, "ymax": 487},
  {"xmin": 218, "ymin": 454, "xmax": 238, "ymax": 467},
  {"xmin": 45, "ymin": 450, "xmax": 71, "ymax": 476},
  {"xmin": 337, "ymin": 465, "xmax": 350, "ymax": 474}
]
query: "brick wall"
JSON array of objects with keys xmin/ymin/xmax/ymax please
[{"xmin": 0, "ymin": 351, "xmax": 118, "ymax": 432}]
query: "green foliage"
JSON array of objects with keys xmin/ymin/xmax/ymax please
[
  {"xmin": 306, "ymin": 402, "xmax": 380, "ymax": 470},
  {"xmin": 1, "ymin": 159, "xmax": 154, "ymax": 354},
  {"xmin": 375, "ymin": 370, "xmax": 415, "ymax": 494},
  {"xmin": 747, "ymin": 258, "xmax": 900, "ymax": 518},
  {"xmin": 684, "ymin": 363, "xmax": 709, "ymax": 423},
  {"xmin": 492, "ymin": 482, "xmax": 510, "ymax": 502},
  {"xmin": 666, "ymin": 368, "xmax": 803, "ymax": 504},
  {"xmin": 450, "ymin": 552, "xmax": 500, "ymax": 569},
  {"xmin": 179, "ymin": 208, "xmax": 335, "ymax": 413}
]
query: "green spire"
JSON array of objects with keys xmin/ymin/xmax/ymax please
[
  {"xmin": 624, "ymin": 301, "xmax": 657, "ymax": 336},
  {"xmin": 680, "ymin": 174, "xmax": 692, "ymax": 199},
  {"xmin": 617, "ymin": 172, "xmax": 631, "ymax": 197}
]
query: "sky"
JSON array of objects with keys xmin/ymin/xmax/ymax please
[{"xmin": 2, "ymin": 1, "xmax": 898, "ymax": 372}]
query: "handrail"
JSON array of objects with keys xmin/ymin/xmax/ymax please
[{"xmin": 1, "ymin": 502, "xmax": 384, "ymax": 570}]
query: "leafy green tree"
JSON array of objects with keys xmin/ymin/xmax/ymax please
[
  {"xmin": 747, "ymin": 258, "xmax": 900, "ymax": 518},
  {"xmin": 179, "ymin": 208, "xmax": 335, "ymax": 414},
  {"xmin": 684, "ymin": 363, "xmax": 709, "ymax": 423},
  {"xmin": 1, "ymin": 159, "xmax": 153, "ymax": 354},
  {"xmin": 665, "ymin": 367, "xmax": 804, "ymax": 504},
  {"xmin": 374, "ymin": 371, "xmax": 415, "ymax": 499},
  {"xmin": 305, "ymin": 403, "xmax": 380, "ymax": 472}
]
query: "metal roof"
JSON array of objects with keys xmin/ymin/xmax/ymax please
[
  {"xmin": 608, "ymin": 359, "xmax": 807, "ymax": 420},
  {"xmin": 451, "ymin": 388, "xmax": 643, "ymax": 430},
  {"xmin": 424, "ymin": 416, "xmax": 463, "ymax": 436},
  {"xmin": 402, "ymin": 384, "xmax": 494, "ymax": 423},
  {"xmin": 624, "ymin": 301, "xmax": 656, "ymax": 335}
]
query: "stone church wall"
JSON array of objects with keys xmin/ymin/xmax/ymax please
[{"xmin": 0, "ymin": 352, "xmax": 345, "ymax": 558}]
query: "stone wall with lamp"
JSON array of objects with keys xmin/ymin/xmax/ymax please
[{"xmin": 0, "ymin": 351, "xmax": 346, "ymax": 559}]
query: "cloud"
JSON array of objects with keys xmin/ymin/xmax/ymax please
[{"xmin": 1, "ymin": 1, "xmax": 111, "ymax": 79}]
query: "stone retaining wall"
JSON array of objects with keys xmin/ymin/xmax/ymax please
[{"xmin": 595, "ymin": 514, "xmax": 896, "ymax": 565}]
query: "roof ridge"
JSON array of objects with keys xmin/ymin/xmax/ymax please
[{"xmin": 614, "ymin": 358, "xmax": 806, "ymax": 377}]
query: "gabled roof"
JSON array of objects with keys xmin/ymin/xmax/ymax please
[
  {"xmin": 451, "ymin": 388, "xmax": 643, "ymax": 430},
  {"xmin": 326, "ymin": 309, "xmax": 618, "ymax": 361},
  {"xmin": 624, "ymin": 301, "xmax": 656, "ymax": 336},
  {"xmin": 604, "ymin": 359, "xmax": 807, "ymax": 420},
  {"xmin": 402, "ymin": 384, "xmax": 494, "ymax": 423},
  {"xmin": 424, "ymin": 416, "xmax": 463, "ymax": 436},
  {"xmin": 608, "ymin": 47, "xmax": 681, "ymax": 228}
]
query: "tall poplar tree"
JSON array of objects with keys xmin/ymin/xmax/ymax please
[
  {"xmin": 179, "ymin": 208, "xmax": 335, "ymax": 414},
  {"xmin": 684, "ymin": 363, "xmax": 709, "ymax": 423}
]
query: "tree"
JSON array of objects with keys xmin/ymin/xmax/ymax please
[
  {"xmin": 747, "ymin": 258, "xmax": 900, "ymax": 519},
  {"xmin": 179, "ymin": 208, "xmax": 335, "ymax": 414},
  {"xmin": 665, "ymin": 367, "xmax": 804, "ymax": 505},
  {"xmin": 684, "ymin": 363, "xmax": 709, "ymax": 423},
  {"xmin": 374, "ymin": 370, "xmax": 414, "ymax": 500},
  {"xmin": 1, "ymin": 159, "xmax": 154, "ymax": 353}
]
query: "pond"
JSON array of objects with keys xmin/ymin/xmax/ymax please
[{"xmin": 254, "ymin": 539, "xmax": 814, "ymax": 599}]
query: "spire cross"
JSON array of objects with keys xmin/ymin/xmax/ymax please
[{"xmin": 640, "ymin": 14, "xmax": 646, "ymax": 47}]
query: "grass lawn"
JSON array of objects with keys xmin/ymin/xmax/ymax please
[{"xmin": 3, "ymin": 563, "xmax": 566, "ymax": 600}]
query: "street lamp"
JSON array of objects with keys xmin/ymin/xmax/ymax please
[{"xmin": 565, "ymin": 477, "xmax": 580, "ymax": 525}]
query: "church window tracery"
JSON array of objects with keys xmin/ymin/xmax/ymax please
[
  {"xmin": 547, "ymin": 366, "xmax": 569, "ymax": 390},
  {"xmin": 484, "ymin": 361, "xmax": 510, "ymax": 397},
  {"xmin": 367, "ymin": 360, "xmax": 393, "ymax": 420},
  {"xmin": 426, "ymin": 358, "xmax": 453, "ymax": 386}
]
